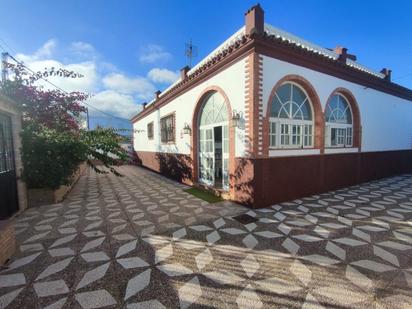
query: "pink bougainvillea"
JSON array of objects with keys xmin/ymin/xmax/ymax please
[
  {"xmin": 0, "ymin": 61, "xmax": 128, "ymax": 189},
  {"xmin": 2, "ymin": 62, "xmax": 87, "ymax": 132}
]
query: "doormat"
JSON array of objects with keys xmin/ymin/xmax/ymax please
[{"xmin": 232, "ymin": 213, "xmax": 258, "ymax": 224}]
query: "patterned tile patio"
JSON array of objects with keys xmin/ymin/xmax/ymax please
[{"xmin": 1, "ymin": 166, "xmax": 412, "ymax": 308}]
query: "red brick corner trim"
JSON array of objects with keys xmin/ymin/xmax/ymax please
[
  {"xmin": 244, "ymin": 52, "xmax": 264, "ymax": 158},
  {"xmin": 325, "ymin": 87, "xmax": 362, "ymax": 150},
  {"xmin": 191, "ymin": 86, "xmax": 236, "ymax": 198},
  {"xmin": 263, "ymin": 74, "xmax": 325, "ymax": 154}
]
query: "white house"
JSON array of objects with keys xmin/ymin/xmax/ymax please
[{"xmin": 131, "ymin": 4, "xmax": 412, "ymax": 208}]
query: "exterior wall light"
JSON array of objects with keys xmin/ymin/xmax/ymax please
[
  {"xmin": 183, "ymin": 123, "xmax": 192, "ymax": 135},
  {"xmin": 231, "ymin": 110, "xmax": 242, "ymax": 128}
]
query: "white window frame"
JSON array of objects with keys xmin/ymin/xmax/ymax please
[
  {"xmin": 325, "ymin": 93, "xmax": 353, "ymax": 148},
  {"xmin": 325, "ymin": 125, "xmax": 353, "ymax": 148},
  {"xmin": 270, "ymin": 120, "xmax": 314, "ymax": 149},
  {"xmin": 269, "ymin": 82, "xmax": 315, "ymax": 149}
]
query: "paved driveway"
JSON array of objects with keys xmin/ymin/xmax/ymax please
[{"xmin": 1, "ymin": 166, "xmax": 412, "ymax": 308}]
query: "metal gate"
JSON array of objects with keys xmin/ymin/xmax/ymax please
[{"xmin": 0, "ymin": 112, "xmax": 18, "ymax": 219}]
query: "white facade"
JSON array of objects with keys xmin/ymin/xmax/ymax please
[
  {"xmin": 261, "ymin": 56, "xmax": 412, "ymax": 153},
  {"xmin": 133, "ymin": 57, "xmax": 247, "ymax": 157},
  {"xmin": 134, "ymin": 53, "xmax": 412, "ymax": 158},
  {"xmin": 133, "ymin": 19, "xmax": 412, "ymax": 159}
]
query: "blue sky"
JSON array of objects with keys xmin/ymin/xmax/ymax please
[{"xmin": 1, "ymin": 0, "xmax": 411, "ymax": 130}]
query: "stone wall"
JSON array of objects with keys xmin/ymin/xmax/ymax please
[
  {"xmin": 28, "ymin": 162, "xmax": 87, "ymax": 207},
  {"xmin": 0, "ymin": 220, "xmax": 16, "ymax": 265}
]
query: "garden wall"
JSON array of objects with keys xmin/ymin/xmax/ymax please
[
  {"xmin": 0, "ymin": 220, "xmax": 15, "ymax": 265},
  {"xmin": 249, "ymin": 150, "xmax": 412, "ymax": 207},
  {"xmin": 28, "ymin": 162, "xmax": 87, "ymax": 207}
]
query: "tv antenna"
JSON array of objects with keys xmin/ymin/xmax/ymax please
[{"xmin": 185, "ymin": 39, "xmax": 197, "ymax": 68}]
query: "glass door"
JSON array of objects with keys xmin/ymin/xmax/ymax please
[
  {"xmin": 222, "ymin": 125, "xmax": 229, "ymax": 190},
  {"xmin": 199, "ymin": 127, "xmax": 214, "ymax": 186}
]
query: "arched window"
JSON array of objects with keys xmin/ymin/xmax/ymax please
[
  {"xmin": 269, "ymin": 82, "xmax": 314, "ymax": 148},
  {"xmin": 325, "ymin": 93, "xmax": 353, "ymax": 147},
  {"xmin": 199, "ymin": 92, "xmax": 228, "ymax": 125}
]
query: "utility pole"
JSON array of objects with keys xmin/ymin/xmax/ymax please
[{"xmin": 1, "ymin": 52, "xmax": 8, "ymax": 83}]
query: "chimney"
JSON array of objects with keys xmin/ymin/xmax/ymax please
[
  {"xmin": 142, "ymin": 102, "xmax": 147, "ymax": 109},
  {"xmin": 380, "ymin": 68, "xmax": 392, "ymax": 81},
  {"xmin": 155, "ymin": 90, "xmax": 161, "ymax": 99},
  {"xmin": 180, "ymin": 66, "xmax": 190, "ymax": 80},
  {"xmin": 334, "ymin": 46, "xmax": 348, "ymax": 63},
  {"xmin": 334, "ymin": 46, "xmax": 357, "ymax": 63},
  {"xmin": 245, "ymin": 4, "xmax": 264, "ymax": 35}
]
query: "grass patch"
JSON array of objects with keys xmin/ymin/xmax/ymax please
[{"xmin": 184, "ymin": 187, "xmax": 223, "ymax": 203}]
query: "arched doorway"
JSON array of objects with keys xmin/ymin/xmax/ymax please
[{"xmin": 197, "ymin": 91, "xmax": 230, "ymax": 190}]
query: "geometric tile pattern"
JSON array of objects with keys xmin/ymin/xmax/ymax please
[
  {"xmin": 0, "ymin": 166, "xmax": 245, "ymax": 309},
  {"xmin": 1, "ymin": 166, "xmax": 412, "ymax": 308}
]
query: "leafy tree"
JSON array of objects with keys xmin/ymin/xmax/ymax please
[{"xmin": 0, "ymin": 61, "xmax": 128, "ymax": 189}]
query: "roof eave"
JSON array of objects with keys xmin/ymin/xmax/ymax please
[
  {"xmin": 254, "ymin": 32, "xmax": 412, "ymax": 101},
  {"xmin": 131, "ymin": 32, "xmax": 412, "ymax": 124}
]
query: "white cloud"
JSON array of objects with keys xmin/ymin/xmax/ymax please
[
  {"xmin": 70, "ymin": 41, "xmax": 97, "ymax": 58},
  {"xmin": 23, "ymin": 59, "xmax": 98, "ymax": 93},
  {"xmin": 16, "ymin": 39, "xmax": 57, "ymax": 62},
  {"xmin": 148, "ymin": 68, "xmax": 179, "ymax": 84},
  {"xmin": 102, "ymin": 73, "xmax": 155, "ymax": 99},
  {"xmin": 12, "ymin": 39, "xmax": 180, "ymax": 119},
  {"xmin": 15, "ymin": 40, "xmax": 98, "ymax": 93},
  {"xmin": 139, "ymin": 44, "xmax": 171, "ymax": 63},
  {"xmin": 88, "ymin": 90, "xmax": 143, "ymax": 119},
  {"xmin": 36, "ymin": 39, "xmax": 56, "ymax": 58},
  {"xmin": 71, "ymin": 41, "xmax": 95, "ymax": 53}
]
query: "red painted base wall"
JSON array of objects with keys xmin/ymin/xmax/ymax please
[
  {"xmin": 251, "ymin": 150, "xmax": 412, "ymax": 208},
  {"xmin": 136, "ymin": 149, "xmax": 412, "ymax": 208},
  {"xmin": 135, "ymin": 151, "xmax": 193, "ymax": 185}
]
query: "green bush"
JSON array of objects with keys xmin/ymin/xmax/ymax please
[
  {"xmin": 21, "ymin": 124, "xmax": 128, "ymax": 189},
  {"xmin": 21, "ymin": 124, "xmax": 87, "ymax": 189}
]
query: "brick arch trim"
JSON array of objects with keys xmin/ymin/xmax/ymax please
[
  {"xmin": 263, "ymin": 74, "xmax": 325, "ymax": 153},
  {"xmin": 325, "ymin": 87, "xmax": 362, "ymax": 149},
  {"xmin": 191, "ymin": 86, "xmax": 235, "ymax": 197}
]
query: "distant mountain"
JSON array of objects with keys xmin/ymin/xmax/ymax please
[{"xmin": 89, "ymin": 116, "xmax": 132, "ymax": 136}]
